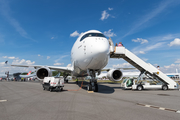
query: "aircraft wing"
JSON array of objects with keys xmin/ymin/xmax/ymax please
[{"xmin": 11, "ymin": 64, "xmax": 73, "ymax": 73}]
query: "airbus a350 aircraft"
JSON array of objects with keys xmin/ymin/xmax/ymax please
[{"xmin": 11, "ymin": 30, "xmax": 123, "ymax": 92}]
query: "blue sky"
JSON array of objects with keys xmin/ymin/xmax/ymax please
[{"xmin": 0, "ymin": 0, "xmax": 180, "ymax": 74}]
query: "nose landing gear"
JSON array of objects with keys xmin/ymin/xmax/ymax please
[{"xmin": 87, "ymin": 70, "xmax": 98, "ymax": 92}]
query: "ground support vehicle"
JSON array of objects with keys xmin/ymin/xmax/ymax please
[
  {"xmin": 121, "ymin": 78, "xmax": 135, "ymax": 89},
  {"xmin": 110, "ymin": 46, "xmax": 178, "ymax": 91},
  {"xmin": 122, "ymin": 78, "xmax": 178, "ymax": 91},
  {"xmin": 42, "ymin": 77, "xmax": 64, "ymax": 92}
]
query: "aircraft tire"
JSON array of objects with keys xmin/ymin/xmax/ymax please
[
  {"xmin": 50, "ymin": 88, "xmax": 53, "ymax": 92},
  {"xmin": 61, "ymin": 88, "xmax": 63, "ymax": 91},
  {"xmin": 87, "ymin": 84, "xmax": 92, "ymax": 91},
  {"xmin": 94, "ymin": 84, "xmax": 98, "ymax": 92}
]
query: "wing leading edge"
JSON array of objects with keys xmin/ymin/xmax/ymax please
[{"xmin": 11, "ymin": 64, "xmax": 73, "ymax": 73}]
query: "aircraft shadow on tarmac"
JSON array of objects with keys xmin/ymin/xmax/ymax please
[{"xmin": 73, "ymin": 81, "xmax": 123, "ymax": 94}]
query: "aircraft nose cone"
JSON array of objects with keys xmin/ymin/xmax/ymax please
[{"xmin": 95, "ymin": 40, "xmax": 109, "ymax": 54}]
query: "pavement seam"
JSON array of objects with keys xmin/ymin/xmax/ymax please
[{"xmin": 137, "ymin": 103, "xmax": 180, "ymax": 113}]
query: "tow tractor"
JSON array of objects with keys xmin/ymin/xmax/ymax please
[{"xmin": 42, "ymin": 77, "xmax": 64, "ymax": 92}]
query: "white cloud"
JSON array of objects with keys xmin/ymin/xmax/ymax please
[
  {"xmin": 66, "ymin": 64, "xmax": 71, "ymax": 67},
  {"xmin": 0, "ymin": 62, "xmax": 5, "ymax": 66},
  {"xmin": 70, "ymin": 31, "xmax": 84, "ymax": 37},
  {"xmin": 38, "ymin": 54, "xmax": 41, "ymax": 56},
  {"xmin": 0, "ymin": 1, "xmax": 30, "ymax": 39},
  {"xmin": 168, "ymin": 38, "xmax": 180, "ymax": 47},
  {"xmin": 175, "ymin": 59, "xmax": 180, "ymax": 63},
  {"xmin": 54, "ymin": 63, "xmax": 64, "ymax": 66},
  {"xmin": 103, "ymin": 29, "xmax": 116, "ymax": 37},
  {"xmin": 12, "ymin": 59, "xmax": 35, "ymax": 65},
  {"xmin": 51, "ymin": 37, "xmax": 54, "ymax": 39},
  {"xmin": 161, "ymin": 64, "xmax": 180, "ymax": 73},
  {"xmin": 8, "ymin": 56, "xmax": 16, "ymax": 59},
  {"xmin": 55, "ymin": 55, "xmax": 69, "ymax": 63},
  {"xmin": 0, "ymin": 57, "xmax": 35, "ymax": 74},
  {"xmin": 2, "ymin": 56, "xmax": 17, "ymax": 59},
  {"xmin": 113, "ymin": 63, "xmax": 132, "ymax": 68},
  {"xmin": 132, "ymin": 42, "xmax": 165, "ymax": 55},
  {"xmin": 100, "ymin": 10, "xmax": 110, "ymax": 21},
  {"xmin": 144, "ymin": 43, "xmax": 164, "ymax": 51},
  {"xmin": 139, "ymin": 51, "xmax": 145, "ymax": 54},
  {"xmin": 142, "ymin": 58, "xmax": 148, "ymax": 61},
  {"xmin": 132, "ymin": 38, "xmax": 148, "ymax": 44},
  {"xmin": 47, "ymin": 56, "xmax": 50, "ymax": 59},
  {"xmin": 70, "ymin": 31, "xmax": 80, "ymax": 37},
  {"xmin": 108, "ymin": 8, "xmax": 113, "ymax": 11}
]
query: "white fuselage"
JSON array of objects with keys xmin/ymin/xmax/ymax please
[{"xmin": 71, "ymin": 30, "xmax": 110, "ymax": 77}]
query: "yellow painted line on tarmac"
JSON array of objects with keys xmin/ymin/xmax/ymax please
[
  {"xmin": 0, "ymin": 100, "xmax": 7, "ymax": 102},
  {"xmin": 159, "ymin": 107, "xmax": 165, "ymax": 110},
  {"xmin": 87, "ymin": 91, "xmax": 94, "ymax": 93}
]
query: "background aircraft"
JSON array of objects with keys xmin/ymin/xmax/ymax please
[{"xmin": 0, "ymin": 72, "xmax": 21, "ymax": 81}]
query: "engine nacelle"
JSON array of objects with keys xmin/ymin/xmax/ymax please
[
  {"xmin": 107, "ymin": 69, "xmax": 123, "ymax": 82},
  {"xmin": 36, "ymin": 67, "xmax": 52, "ymax": 81}
]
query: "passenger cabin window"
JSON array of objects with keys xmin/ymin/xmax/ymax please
[{"xmin": 80, "ymin": 33, "xmax": 106, "ymax": 41}]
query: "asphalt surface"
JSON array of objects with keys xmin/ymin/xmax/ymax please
[{"xmin": 0, "ymin": 81, "xmax": 180, "ymax": 120}]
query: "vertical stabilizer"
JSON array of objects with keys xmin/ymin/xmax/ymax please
[{"xmin": 27, "ymin": 71, "xmax": 31, "ymax": 75}]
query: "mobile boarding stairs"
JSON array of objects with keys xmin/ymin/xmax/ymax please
[{"xmin": 108, "ymin": 38, "xmax": 178, "ymax": 90}]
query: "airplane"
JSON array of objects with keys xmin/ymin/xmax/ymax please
[
  {"xmin": 8, "ymin": 30, "xmax": 180, "ymax": 90},
  {"xmin": 0, "ymin": 72, "xmax": 21, "ymax": 81},
  {"xmin": 20, "ymin": 71, "xmax": 33, "ymax": 78},
  {"xmin": 10, "ymin": 30, "xmax": 128, "ymax": 92},
  {"xmin": 166, "ymin": 69, "xmax": 180, "ymax": 81}
]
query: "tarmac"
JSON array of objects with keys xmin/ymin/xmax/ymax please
[{"xmin": 0, "ymin": 81, "xmax": 180, "ymax": 120}]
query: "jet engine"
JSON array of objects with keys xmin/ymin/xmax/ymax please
[
  {"xmin": 36, "ymin": 67, "xmax": 52, "ymax": 81},
  {"xmin": 107, "ymin": 69, "xmax": 123, "ymax": 82}
]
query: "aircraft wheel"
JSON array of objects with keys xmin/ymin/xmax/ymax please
[
  {"xmin": 87, "ymin": 84, "xmax": 92, "ymax": 91},
  {"xmin": 137, "ymin": 85, "xmax": 143, "ymax": 91},
  {"xmin": 61, "ymin": 88, "xmax": 63, "ymax": 91},
  {"xmin": 162, "ymin": 85, "xmax": 168, "ymax": 90},
  {"xmin": 50, "ymin": 88, "xmax": 53, "ymax": 92},
  {"xmin": 94, "ymin": 84, "xmax": 98, "ymax": 92}
]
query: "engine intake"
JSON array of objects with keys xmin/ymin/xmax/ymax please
[
  {"xmin": 36, "ymin": 67, "xmax": 52, "ymax": 81},
  {"xmin": 107, "ymin": 69, "xmax": 123, "ymax": 82}
]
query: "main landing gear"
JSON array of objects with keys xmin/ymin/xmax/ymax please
[{"xmin": 87, "ymin": 70, "xmax": 98, "ymax": 92}]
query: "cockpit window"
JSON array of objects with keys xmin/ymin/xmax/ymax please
[{"xmin": 80, "ymin": 33, "xmax": 106, "ymax": 41}]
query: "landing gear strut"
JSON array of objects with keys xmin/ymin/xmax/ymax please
[
  {"xmin": 63, "ymin": 74, "xmax": 69, "ymax": 83},
  {"xmin": 87, "ymin": 70, "xmax": 98, "ymax": 92}
]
